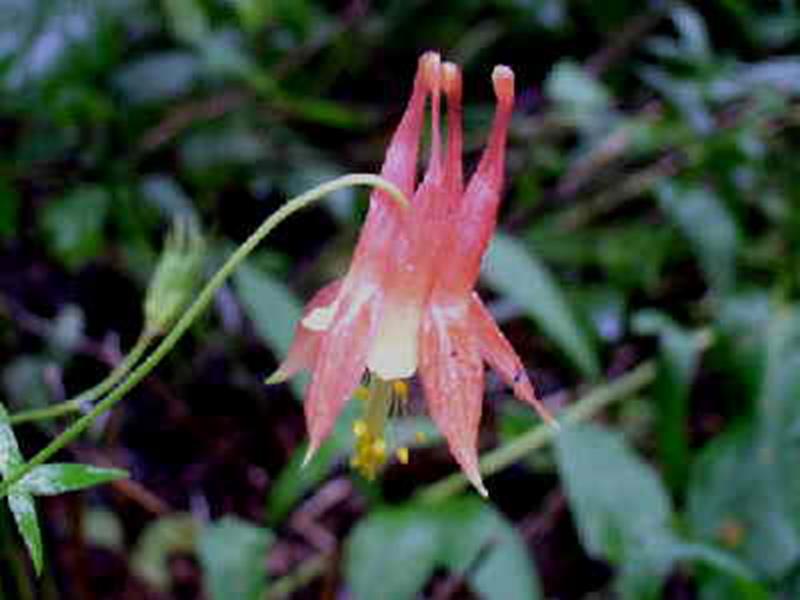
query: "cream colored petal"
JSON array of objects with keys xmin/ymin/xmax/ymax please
[
  {"xmin": 301, "ymin": 300, "xmax": 340, "ymax": 331},
  {"xmin": 366, "ymin": 302, "xmax": 423, "ymax": 380}
]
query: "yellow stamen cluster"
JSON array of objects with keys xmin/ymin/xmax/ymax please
[
  {"xmin": 396, "ymin": 447, "xmax": 410, "ymax": 465},
  {"xmin": 349, "ymin": 376, "xmax": 412, "ymax": 480},
  {"xmin": 392, "ymin": 380, "xmax": 409, "ymax": 397},
  {"xmin": 351, "ymin": 419, "xmax": 388, "ymax": 480}
]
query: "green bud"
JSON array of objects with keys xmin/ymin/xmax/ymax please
[{"xmin": 144, "ymin": 217, "xmax": 205, "ymax": 336}]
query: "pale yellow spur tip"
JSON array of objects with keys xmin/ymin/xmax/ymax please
[
  {"xmin": 264, "ymin": 370, "xmax": 288, "ymax": 385},
  {"xmin": 301, "ymin": 443, "xmax": 318, "ymax": 469}
]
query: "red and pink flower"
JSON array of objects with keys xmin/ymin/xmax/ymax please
[{"xmin": 268, "ymin": 52, "xmax": 555, "ymax": 496}]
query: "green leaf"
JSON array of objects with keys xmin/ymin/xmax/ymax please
[
  {"xmin": 545, "ymin": 59, "xmax": 612, "ymax": 132},
  {"xmin": 715, "ymin": 292, "xmax": 773, "ymax": 399},
  {"xmin": 234, "ymin": 263, "xmax": 303, "ymax": 360},
  {"xmin": 554, "ymin": 425, "xmax": 755, "ymax": 594},
  {"xmin": 132, "ymin": 513, "xmax": 198, "ymax": 591},
  {"xmin": 114, "ymin": 52, "xmax": 200, "ymax": 104},
  {"xmin": 670, "ymin": 2, "xmax": 711, "ymax": 61},
  {"xmin": 0, "ymin": 405, "xmax": 43, "ymax": 574},
  {"xmin": 199, "ymin": 29, "xmax": 262, "ymax": 82},
  {"xmin": 40, "ymin": 185, "xmax": 111, "ymax": 270},
  {"xmin": 640, "ymin": 67, "xmax": 713, "ymax": 133},
  {"xmin": 253, "ymin": 0, "xmax": 313, "ymax": 39},
  {"xmin": 2, "ymin": 357, "xmax": 51, "ymax": 416},
  {"xmin": 346, "ymin": 505, "xmax": 441, "ymax": 600},
  {"xmin": 346, "ymin": 499, "xmax": 541, "ymax": 600},
  {"xmin": 8, "ymin": 491, "xmax": 43, "ymax": 575},
  {"xmin": 756, "ymin": 306, "xmax": 800, "ymax": 443},
  {"xmin": 283, "ymin": 161, "xmax": 354, "ymax": 224},
  {"xmin": 656, "ymin": 181, "xmax": 740, "ymax": 294},
  {"xmin": 504, "ymin": 0, "xmax": 566, "ymax": 30},
  {"xmin": 686, "ymin": 304, "xmax": 800, "ymax": 580},
  {"xmin": 555, "ymin": 424, "xmax": 676, "ymax": 598},
  {"xmin": 668, "ymin": 541, "xmax": 755, "ymax": 582},
  {"xmin": 0, "ymin": 0, "xmax": 111, "ymax": 97},
  {"xmin": 530, "ymin": 225, "xmax": 676, "ymax": 293},
  {"xmin": 0, "ymin": 403, "xmax": 24, "ymax": 478},
  {"xmin": 699, "ymin": 575, "xmax": 771, "ymax": 600},
  {"xmin": 16, "ymin": 464, "xmax": 128, "ymax": 496},
  {"xmin": 266, "ymin": 440, "xmax": 340, "ymax": 525},
  {"xmin": 180, "ymin": 122, "xmax": 267, "ymax": 173},
  {"xmin": 197, "ymin": 516, "xmax": 273, "ymax": 600},
  {"xmin": 711, "ymin": 58, "xmax": 800, "ymax": 101},
  {"xmin": 162, "ymin": 0, "xmax": 210, "ymax": 46},
  {"xmin": 484, "ymin": 233, "xmax": 599, "ymax": 378},
  {"xmin": 140, "ymin": 175, "xmax": 198, "ymax": 220},
  {"xmin": 266, "ymin": 401, "xmax": 359, "ymax": 524},
  {"xmin": 229, "ymin": 0, "xmax": 272, "ymax": 33},
  {"xmin": 686, "ymin": 424, "xmax": 800, "ymax": 578},
  {"xmin": 633, "ymin": 311, "xmax": 702, "ymax": 490},
  {"xmin": 437, "ymin": 499, "xmax": 542, "ymax": 600}
]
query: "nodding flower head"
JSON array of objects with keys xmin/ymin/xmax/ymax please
[{"xmin": 267, "ymin": 52, "xmax": 555, "ymax": 496}]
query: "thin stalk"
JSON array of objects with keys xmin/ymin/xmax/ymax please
[
  {"xmin": 8, "ymin": 334, "xmax": 153, "ymax": 425},
  {"xmin": 416, "ymin": 360, "xmax": 657, "ymax": 503},
  {"xmin": 0, "ymin": 174, "xmax": 407, "ymax": 498}
]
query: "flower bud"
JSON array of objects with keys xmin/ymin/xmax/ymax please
[{"xmin": 144, "ymin": 217, "xmax": 205, "ymax": 336}]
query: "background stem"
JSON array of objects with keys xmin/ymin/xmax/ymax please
[
  {"xmin": 416, "ymin": 361, "xmax": 657, "ymax": 503},
  {"xmin": 266, "ymin": 361, "xmax": 657, "ymax": 598},
  {"xmin": 8, "ymin": 334, "xmax": 153, "ymax": 425}
]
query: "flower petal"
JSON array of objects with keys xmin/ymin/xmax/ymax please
[
  {"xmin": 469, "ymin": 293, "xmax": 556, "ymax": 427},
  {"xmin": 445, "ymin": 65, "xmax": 515, "ymax": 294},
  {"xmin": 304, "ymin": 283, "xmax": 382, "ymax": 456},
  {"xmin": 366, "ymin": 297, "xmax": 423, "ymax": 379},
  {"xmin": 354, "ymin": 53, "xmax": 438, "ymax": 263},
  {"xmin": 442, "ymin": 61, "xmax": 464, "ymax": 199},
  {"xmin": 265, "ymin": 280, "xmax": 343, "ymax": 384},
  {"xmin": 420, "ymin": 300, "xmax": 488, "ymax": 496},
  {"xmin": 377, "ymin": 51, "xmax": 440, "ymax": 200},
  {"xmin": 404, "ymin": 55, "xmax": 444, "ymax": 228},
  {"xmin": 347, "ymin": 53, "xmax": 439, "ymax": 291}
]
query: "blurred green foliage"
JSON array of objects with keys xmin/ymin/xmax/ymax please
[{"xmin": 2, "ymin": 0, "xmax": 800, "ymax": 598}]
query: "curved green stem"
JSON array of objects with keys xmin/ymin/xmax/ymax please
[
  {"xmin": 8, "ymin": 334, "xmax": 153, "ymax": 425},
  {"xmin": 416, "ymin": 360, "xmax": 657, "ymax": 503},
  {"xmin": 0, "ymin": 174, "xmax": 408, "ymax": 498}
]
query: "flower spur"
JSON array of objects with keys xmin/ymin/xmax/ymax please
[{"xmin": 267, "ymin": 52, "xmax": 556, "ymax": 496}]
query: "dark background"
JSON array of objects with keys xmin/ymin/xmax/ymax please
[{"xmin": 2, "ymin": 0, "xmax": 800, "ymax": 598}]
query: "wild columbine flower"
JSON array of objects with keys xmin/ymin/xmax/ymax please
[{"xmin": 267, "ymin": 52, "xmax": 555, "ymax": 496}]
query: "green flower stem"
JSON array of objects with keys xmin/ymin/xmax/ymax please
[
  {"xmin": 0, "ymin": 174, "xmax": 408, "ymax": 499},
  {"xmin": 416, "ymin": 360, "xmax": 657, "ymax": 503},
  {"xmin": 8, "ymin": 334, "xmax": 153, "ymax": 426}
]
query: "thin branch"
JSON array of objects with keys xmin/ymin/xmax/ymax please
[
  {"xmin": 416, "ymin": 361, "xmax": 657, "ymax": 503},
  {"xmin": 0, "ymin": 174, "xmax": 408, "ymax": 498}
]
